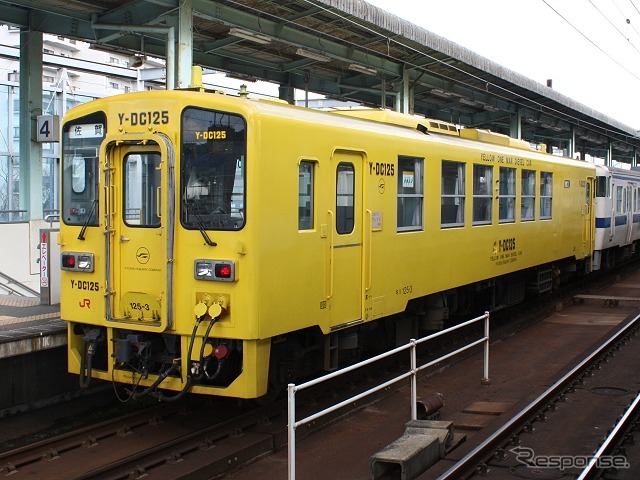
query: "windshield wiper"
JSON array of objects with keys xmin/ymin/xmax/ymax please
[
  {"xmin": 78, "ymin": 198, "xmax": 98, "ymax": 241},
  {"xmin": 193, "ymin": 212, "xmax": 217, "ymax": 247}
]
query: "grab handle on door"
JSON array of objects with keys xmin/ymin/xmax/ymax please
[
  {"xmin": 156, "ymin": 187, "xmax": 161, "ymax": 218},
  {"xmin": 327, "ymin": 210, "xmax": 334, "ymax": 299},
  {"xmin": 366, "ymin": 209, "xmax": 372, "ymax": 291}
]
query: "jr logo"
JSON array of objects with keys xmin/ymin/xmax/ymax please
[{"xmin": 79, "ymin": 298, "xmax": 91, "ymax": 308}]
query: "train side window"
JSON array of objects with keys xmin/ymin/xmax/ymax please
[
  {"xmin": 498, "ymin": 167, "xmax": 516, "ymax": 223},
  {"xmin": 298, "ymin": 161, "xmax": 314, "ymax": 230},
  {"xmin": 336, "ymin": 163, "xmax": 354, "ymax": 234},
  {"xmin": 521, "ymin": 169, "xmax": 536, "ymax": 221},
  {"xmin": 540, "ymin": 171, "xmax": 553, "ymax": 219},
  {"xmin": 473, "ymin": 164, "xmax": 493, "ymax": 225},
  {"xmin": 595, "ymin": 176, "xmax": 609, "ymax": 197},
  {"xmin": 397, "ymin": 156, "xmax": 424, "ymax": 231},
  {"xmin": 615, "ymin": 186, "xmax": 624, "ymax": 214},
  {"xmin": 441, "ymin": 160, "xmax": 465, "ymax": 227}
]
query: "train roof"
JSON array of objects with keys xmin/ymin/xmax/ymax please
[
  {"xmin": 64, "ymin": 90, "xmax": 596, "ymax": 170},
  {"xmin": 329, "ymin": 107, "xmax": 548, "ymax": 153}
]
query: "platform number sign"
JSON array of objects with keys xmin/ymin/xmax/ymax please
[{"xmin": 36, "ymin": 115, "xmax": 60, "ymax": 143}]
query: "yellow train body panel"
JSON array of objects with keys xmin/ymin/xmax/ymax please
[{"xmin": 60, "ymin": 90, "xmax": 595, "ymax": 399}]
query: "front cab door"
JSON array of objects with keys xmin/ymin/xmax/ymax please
[{"xmin": 106, "ymin": 140, "xmax": 171, "ymax": 331}]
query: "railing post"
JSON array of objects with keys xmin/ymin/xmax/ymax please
[
  {"xmin": 410, "ymin": 338, "xmax": 417, "ymax": 420},
  {"xmin": 482, "ymin": 311, "xmax": 491, "ymax": 386},
  {"xmin": 288, "ymin": 383, "xmax": 296, "ymax": 480}
]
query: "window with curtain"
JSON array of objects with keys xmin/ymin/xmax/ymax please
[
  {"xmin": 473, "ymin": 164, "xmax": 493, "ymax": 225},
  {"xmin": 499, "ymin": 167, "xmax": 516, "ymax": 223},
  {"xmin": 441, "ymin": 160, "xmax": 465, "ymax": 227},
  {"xmin": 397, "ymin": 156, "xmax": 424, "ymax": 231},
  {"xmin": 540, "ymin": 171, "xmax": 553, "ymax": 219},
  {"xmin": 521, "ymin": 169, "xmax": 536, "ymax": 221}
]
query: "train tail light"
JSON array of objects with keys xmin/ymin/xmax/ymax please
[
  {"xmin": 194, "ymin": 259, "xmax": 236, "ymax": 282},
  {"xmin": 62, "ymin": 254, "xmax": 76, "ymax": 269},
  {"xmin": 61, "ymin": 252, "xmax": 94, "ymax": 272},
  {"xmin": 215, "ymin": 263, "xmax": 232, "ymax": 279}
]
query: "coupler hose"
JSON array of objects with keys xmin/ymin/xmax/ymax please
[
  {"xmin": 131, "ymin": 363, "xmax": 180, "ymax": 399},
  {"xmin": 79, "ymin": 329, "xmax": 103, "ymax": 390},
  {"xmin": 131, "ymin": 316, "xmax": 204, "ymax": 401}
]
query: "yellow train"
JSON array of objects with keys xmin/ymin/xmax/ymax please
[{"xmin": 60, "ymin": 77, "xmax": 598, "ymax": 400}]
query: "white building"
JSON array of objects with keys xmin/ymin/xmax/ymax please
[{"xmin": 0, "ymin": 26, "xmax": 166, "ymax": 293}]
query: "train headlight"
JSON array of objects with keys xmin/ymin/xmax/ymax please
[
  {"xmin": 194, "ymin": 259, "xmax": 236, "ymax": 282},
  {"xmin": 196, "ymin": 262, "xmax": 213, "ymax": 278},
  {"xmin": 61, "ymin": 252, "xmax": 94, "ymax": 272},
  {"xmin": 77, "ymin": 255, "xmax": 93, "ymax": 270}
]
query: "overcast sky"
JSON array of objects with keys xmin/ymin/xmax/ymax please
[{"xmin": 364, "ymin": 0, "xmax": 640, "ymax": 129}]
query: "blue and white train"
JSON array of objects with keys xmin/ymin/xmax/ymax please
[{"xmin": 593, "ymin": 165, "xmax": 640, "ymax": 270}]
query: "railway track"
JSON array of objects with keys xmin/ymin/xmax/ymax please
[
  {"xmin": 0, "ymin": 396, "xmax": 271, "ymax": 480},
  {"xmin": 2, "ymin": 265, "xmax": 639, "ymax": 479},
  {"xmin": 430, "ymin": 305, "xmax": 640, "ymax": 480}
]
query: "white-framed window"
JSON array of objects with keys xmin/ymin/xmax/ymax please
[
  {"xmin": 397, "ymin": 156, "xmax": 424, "ymax": 231},
  {"xmin": 521, "ymin": 169, "xmax": 536, "ymax": 221},
  {"xmin": 473, "ymin": 164, "xmax": 493, "ymax": 225},
  {"xmin": 540, "ymin": 171, "xmax": 553, "ymax": 219},
  {"xmin": 499, "ymin": 167, "xmax": 516, "ymax": 223},
  {"xmin": 441, "ymin": 160, "xmax": 465, "ymax": 227}
]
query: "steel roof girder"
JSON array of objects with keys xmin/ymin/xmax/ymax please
[
  {"xmin": 191, "ymin": 0, "xmax": 402, "ymax": 77},
  {"xmin": 91, "ymin": 2, "xmax": 173, "ymax": 33},
  {"xmin": 0, "ymin": 3, "xmax": 30, "ymax": 28}
]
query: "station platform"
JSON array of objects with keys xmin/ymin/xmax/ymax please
[{"xmin": 0, "ymin": 294, "xmax": 65, "ymax": 359}]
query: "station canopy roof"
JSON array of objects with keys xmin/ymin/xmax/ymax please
[{"xmin": 2, "ymin": 0, "xmax": 639, "ymax": 161}]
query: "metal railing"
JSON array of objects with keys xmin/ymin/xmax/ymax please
[
  {"xmin": 0, "ymin": 270, "xmax": 39, "ymax": 297},
  {"xmin": 286, "ymin": 311, "xmax": 491, "ymax": 480},
  {"xmin": 0, "ymin": 209, "xmax": 27, "ymax": 223},
  {"xmin": 0, "ymin": 209, "xmax": 60, "ymax": 224}
]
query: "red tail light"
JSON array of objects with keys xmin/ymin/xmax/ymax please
[
  {"xmin": 62, "ymin": 254, "xmax": 76, "ymax": 268},
  {"xmin": 215, "ymin": 264, "xmax": 232, "ymax": 279}
]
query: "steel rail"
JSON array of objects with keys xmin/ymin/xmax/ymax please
[
  {"xmin": 577, "ymin": 391, "xmax": 640, "ymax": 480},
  {"xmin": 436, "ymin": 310, "xmax": 640, "ymax": 480}
]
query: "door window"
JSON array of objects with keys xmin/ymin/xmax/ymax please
[
  {"xmin": 336, "ymin": 163, "xmax": 354, "ymax": 234},
  {"xmin": 123, "ymin": 152, "xmax": 161, "ymax": 227}
]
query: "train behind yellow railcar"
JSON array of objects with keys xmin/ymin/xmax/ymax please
[{"xmin": 59, "ymin": 87, "xmax": 596, "ymax": 401}]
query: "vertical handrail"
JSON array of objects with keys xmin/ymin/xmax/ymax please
[
  {"xmin": 483, "ymin": 311, "xmax": 490, "ymax": 384},
  {"xmin": 365, "ymin": 209, "xmax": 372, "ymax": 291},
  {"xmin": 288, "ymin": 384, "xmax": 296, "ymax": 480},
  {"xmin": 410, "ymin": 339, "xmax": 417, "ymax": 420},
  {"xmin": 327, "ymin": 210, "xmax": 334, "ymax": 299}
]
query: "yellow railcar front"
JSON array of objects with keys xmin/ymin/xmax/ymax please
[{"xmin": 61, "ymin": 91, "xmax": 273, "ymax": 399}]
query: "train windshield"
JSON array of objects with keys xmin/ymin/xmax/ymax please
[
  {"xmin": 61, "ymin": 112, "xmax": 106, "ymax": 226},
  {"xmin": 181, "ymin": 107, "xmax": 246, "ymax": 231}
]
